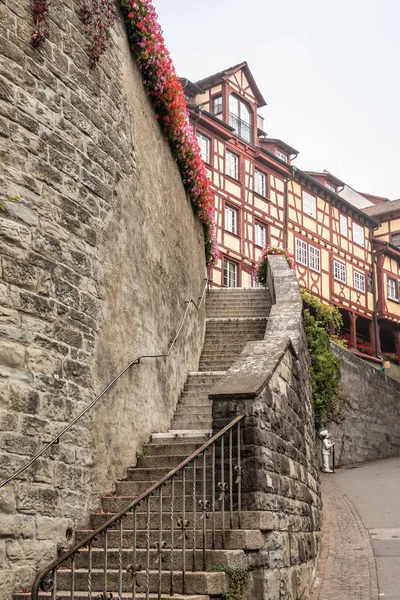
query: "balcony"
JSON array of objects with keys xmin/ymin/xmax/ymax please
[{"xmin": 229, "ymin": 112, "xmax": 253, "ymax": 145}]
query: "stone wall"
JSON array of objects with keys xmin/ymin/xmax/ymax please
[
  {"xmin": 210, "ymin": 256, "xmax": 321, "ymax": 600},
  {"xmin": 0, "ymin": 3, "xmax": 206, "ymax": 597},
  {"xmin": 329, "ymin": 343, "xmax": 400, "ymax": 466}
]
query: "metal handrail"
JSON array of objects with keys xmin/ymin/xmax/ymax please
[
  {"xmin": 31, "ymin": 414, "xmax": 244, "ymax": 598},
  {"xmin": 229, "ymin": 112, "xmax": 254, "ymax": 145},
  {"xmin": 0, "ymin": 276, "xmax": 209, "ymax": 490}
]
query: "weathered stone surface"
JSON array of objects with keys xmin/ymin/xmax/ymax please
[
  {"xmin": 0, "ymin": 2, "xmax": 206, "ymax": 598},
  {"xmin": 329, "ymin": 344, "xmax": 400, "ymax": 466}
]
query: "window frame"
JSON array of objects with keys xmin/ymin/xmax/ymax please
[
  {"xmin": 224, "ymin": 203, "xmax": 239, "ymax": 236},
  {"xmin": 276, "ymin": 150, "xmax": 288, "ymax": 163},
  {"xmin": 391, "ymin": 232, "xmax": 400, "ymax": 247},
  {"xmin": 254, "ymin": 169, "xmax": 267, "ymax": 198},
  {"xmin": 352, "ymin": 222, "xmax": 365, "ymax": 248},
  {"xmin": 223, "ymin": 258, "xmax": 238, "ymax": 288},
  {"xmin": 255, "ymin": 222, "xmax": 267, "ymax": 248},
  {"xmin": 309, "ymin": 245, "xmax": 321, "ymax": 273},
  {"xmin": 340, "ymin": 214, "xmax": 348, "ymax": 237},
  {"xmin": 196, "ymin": 132, "xmax": 211, "ymax": 164},
  {"xmin": 388, "ymin": 278, "xmax": 398, "ymax": 300},
  {"xmin": 302, "ymin": 190, "xmax": 317, "ymax": 219},
  {"xmin": 334, "ymin": 260, "xmax": 346, "ymax": 284},
  {"xmin": 367, "ymin": 273, "xmax": 373, "ymax": 293},
  {"xmin": 225, "ymin": 150, "xmax": 239, "ymax": 180},
  {"xmin": 295, "ymin": 238, "xmax": 307, "ymax": 266},
  {"xmin": 353, "ymin": 271, "xmax": 365, "ymax": 293},
  {"xmin": 212, "ymin": 95, "xmax": 223, "ymax": 116}
]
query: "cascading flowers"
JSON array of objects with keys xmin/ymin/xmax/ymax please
[
  {"xmin": 118, "ymin": 0, "xmax": 219, "ymax": 265},
  {"xmin": 254, "ymin": 246, "xmax": 295, "ymax": 286}
]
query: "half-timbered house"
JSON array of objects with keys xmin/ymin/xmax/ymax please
[{"xmin": 184, "ymin": 61, "xmax": 399, "ymax": 356}]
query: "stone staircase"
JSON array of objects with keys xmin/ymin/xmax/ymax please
[{"xmin": 18, "ymin": 288, "xmax": 271, "ymax": 600}]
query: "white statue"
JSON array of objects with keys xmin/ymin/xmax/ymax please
[{"xmin": 319, "ymin": 429, "xmax": 335, "ymax": 473}]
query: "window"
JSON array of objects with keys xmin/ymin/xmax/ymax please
[
  {"xmin": 388, "ymin": 278, "xmax": 398, "ymax": 300},
  {"xmin": 296, "ymin": 238, "xmax": 307, "ymax": 266},
  {"xmin": 353, "ymin": 223, "xmax": 365, "ymax": 247},
  {"xmin": 302, "ymin": 191, "xmax": 316, "ymax": 219},
  {"xmin": 334, "ymin": 260, "xmax": 346, "ymax": 283},
  {"xmin": 225, "ymin": 205, "xmax": 238, "ymax": 235},
  {"xmin": 354, "ymin": 271, "xmax": 365, "ymax": 293},
  {"xmin": 368, "ymin": 273, "xmax": 373, "ymax": 293},
  {"xmin": 226, "ymin": 151, "xmax": 239, "ymax": 179},
  {"xmin": 309, "ymin": 245, "xmax": 320, "ymax": 273},
  {"xmin": 213, "ymin": 95, "xmax": 222, "ymax": 115},
  {"xmin": 276, "ymin": 150, "xmax": 288, "ymax": 163},
  {"xmin": 255, "ymin": 223, "xmax": 267, "ymax": 247},
  {"xmin": 196, "ymin": 133, "xmax": 210, "ymax": 163},
  {"xmin": 254, "ymin": 170, "xmax": 266, "ymax": 197},
  {"xmin": 223, "ymin": 259, "xmax": 238, "ymax": 287},
  {"xmin": 326, "ymin": 184, "xmax": 336, "ymax": 193},
  {"xmin": 392, "ymin": 233, "xmax": 400, "ymax": 247},
  {"xmin": 229, "ymin": 95, "xmax": 252, "ymax": 143},
  {"xmin": 340, "ymin": 214, "xmax": 348, "ymax": 237}
]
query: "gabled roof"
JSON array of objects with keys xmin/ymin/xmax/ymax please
[
  {"xmin": 195, "ymin": 62, "xmax": 267, "ymax": 107},
  {"xmin": 359, "ymin": 192, "xmax": 390, "ymax": 206},
  {"xmin": 260, "ymin": 138, "xmax": 299, "ymax": 156},
  {"xmin": 305, "ymin": 170, "xmax": 345, "ymax": 188},
  {"xmin": 363, "ymin": 198, "xmax": 400, "ymax": 218}
]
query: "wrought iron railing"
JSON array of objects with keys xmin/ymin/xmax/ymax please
[
  {"xmin": 31, "ymin": 415, "xmax": 244, "ymax": 599},
  {"xmin": 229, "ymin": 112, "xmax": 253, "ymax": 145},
  {"xmin": 0, "ymin": 277, "xmax": 209, "ymax": 491}
]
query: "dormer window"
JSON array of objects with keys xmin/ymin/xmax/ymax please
[
  {"xmin": 326, "ymin": 183, "xmax": 336, "ymax": 193},
  {"xmin": 213, "ymin": 96, "xmax": 222, "ymax": 115},
  {"xmin": 276, "ymin": 150, "xmax": 288, "ymax": 163},
  {"xmin": 229, "ymin": 95, "xmax": 253, "ymax": 144}
]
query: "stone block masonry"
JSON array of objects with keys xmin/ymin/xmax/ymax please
[
  {"xmin": 210, "ymin": 256, "xmax": 322, "ymax": 599},
  {"xmin": 329, "ymin": 343, "xmax": 400, "ymax": 466},
  {"xmin": 0, "ymin": 2, "xmax": 206, "ymax": 598}
]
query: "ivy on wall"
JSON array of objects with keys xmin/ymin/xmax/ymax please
[
  {"xmin": 300, "ymin": 289, "xmax": 345, "ymax": 427},
  {"xmin": 81, "ymin": 0, "xmax": 117, "ymax": 67}
]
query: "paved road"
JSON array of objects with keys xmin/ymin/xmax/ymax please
[
  {"xmin": 335, "ymin": 458, "xmax": 400, "ymax": 600},
  {"xmin": 312, "ymin": 458, "xmax": 400, "ymax": 600}
]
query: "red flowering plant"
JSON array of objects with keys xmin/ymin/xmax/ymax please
[
  {"xmin": 118, "ymin": 0, "xmax": 219, "ymax": 265},
  {"xmin": 32, "ymin": 0, "xmax": 50, "ymax": 47},
  {"xmin": 254, "ymin": 246, "xmax": 295, "ymax": 286}
]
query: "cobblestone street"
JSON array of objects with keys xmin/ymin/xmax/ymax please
[{"xmin": 311, "ymin": 474, "xmax": 379, "ymax": 600}]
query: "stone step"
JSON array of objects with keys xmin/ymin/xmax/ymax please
[
  {"xmin": 54, "ymin": 569, "xmax": 226, "ymax": 595},
  {"xmin": 151, "ymin": 432, "xmax": 211, "ymax": 444},
  {"xmin": 143, "ymin": 443, "xmax": 204, "ymax": 456},
  {"xmin": 83, "ymin": 526, "xmax": 265, "ymax": 551},
  {"xmin": 88, "ymin": 511, "xmax": 271, "ymax": 533},
  {"xmin": 175, "ymin": 406, "xmax": 212, "ymax": 415},
  {"xmin": 125, "ymin": 467, "xmax": 212, "ymax": 482},
  {"xmin": 177, "ymin": 395, "xmax": 212, "ymax": 404},
  {"xmin": 87, "ymin": 511, "xmax": 272, "ymax": 533},
  {"xmin": 103, "ymin": 495, "xmax": 222, "ymax": 515},
  {"xmin": 137, "ymin": 452, "xmax": 211, "ymax": 470},
  {"xmin": 74, "ymin": 547, "xmax": 246, "ymax": 570},
  {"xmin": 115, "ymin": 477, "xmax": 212, "ymax": 497},
  {"xmin": 171, "ymin": 420, "xmax": 212, "ymax": 431},
  {"xmin": 198, "ymin": 362, "xmax": 238, "ymax": 371},
  {"xmin": 14, "ymin": 594, "xmax": 210, "ymax": 600}
]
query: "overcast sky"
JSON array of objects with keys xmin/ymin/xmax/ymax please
[{"xmin": 152, "ymin": 0, "xmax": 399, "ymax": 199}]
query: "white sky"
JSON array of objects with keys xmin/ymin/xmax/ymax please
[{"xmin": 152, "ymin": 0, "xmax": 399, "ymax": 199}]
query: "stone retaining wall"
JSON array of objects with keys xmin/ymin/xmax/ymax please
[
  {"xmin": 210, "ymin": 256, "xmax": 321, "ymax": 600},
  {"xmin": 0, "ymin": 3, "xmax": 206, "ymax": 597},
  {"xmin": 329, "ymin": 343, "xmax": 400, "ymax": 466}
]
